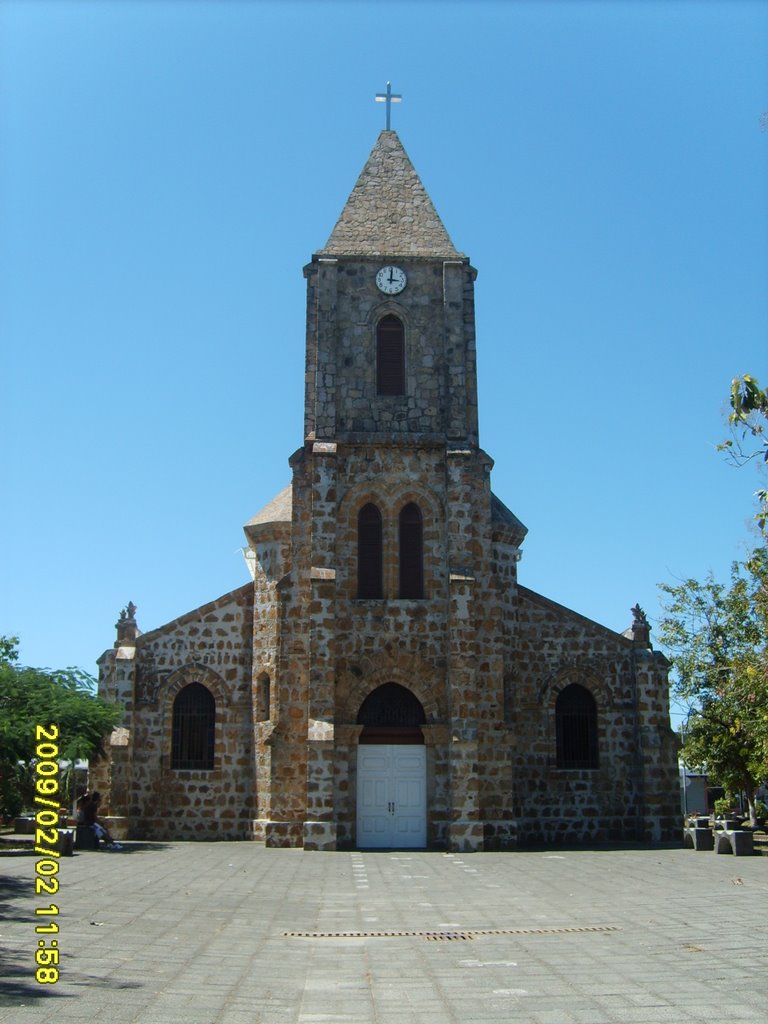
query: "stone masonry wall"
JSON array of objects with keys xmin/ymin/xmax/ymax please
[
  {"xmin": 98, "ymin": 586, "xmax": 255, "ymax": 841},
  {"xmin": 255, "ymin": 435, "xmax": 519, "ymax": 850},
  {"xmin": 248, "ymin": 432, "xmax": 680, "ymax": 851},
  {"xmin": 304, "ymin": 257, "xmax": 478, "ymax": 445},
  {"xmin": 507, "ymin": 587, "xmax": 677, "ymax": 844}
]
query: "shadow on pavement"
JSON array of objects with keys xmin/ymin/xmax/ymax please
[{"xmin": 72, "ymin": 841, "xmax": 173, "ymax": 855}]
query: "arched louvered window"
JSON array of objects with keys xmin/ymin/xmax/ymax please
[
  {"xmin": 357, "ymin": 682, "xmax": 426, "ymax": 744},
  {"xmin": 357, "ymin": 503, "xmax": 383, "ymax": 598},
  {"xmin": 399, "ymin": 502, "xmax": 424, "ymax": 599},
  {"xmin": 376, "ymin": 314, "xmax": 405, "ymax": 396},
  {"xmin": 171, "ymin": 683, "xmax": 215, "ymax": 770},
  {"xmin": 556, "ymin": 684, "xmax": 598, "ymax": 769}
]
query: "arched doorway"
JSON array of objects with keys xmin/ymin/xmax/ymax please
[{"xmin": 356, "ymin": 683, "xmax": 427, "ymax": 848}]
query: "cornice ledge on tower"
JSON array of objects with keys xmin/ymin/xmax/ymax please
[{"xmin": 312, "ymin": 441, "xmax": 337, "ymax": 455}]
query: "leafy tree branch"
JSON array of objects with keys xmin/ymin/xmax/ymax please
[
  {"xmin": 658, "ymin": 553, "xmax": 767, "ymax": 823},
  {"xmin": 718, "ymin": 374, "xmax": 768, "ymax": 532},
  {"xmin": 0, "ymin": 637, "xmax": 121, "ymax": 818}
]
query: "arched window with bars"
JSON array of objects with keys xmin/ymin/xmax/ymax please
[
  {"xmin": 376, "ymin": 314, "xmax": 405, "ymax": 396},
  {"xmin": 171, "ymin": 682, "xmax": 215, "ymax": 770},
  {"xmin": 398, "ymin": 502, "xmax": 424, "ymax": 599},
  {"xmin": 357, "ymin": 503, "xmax": 383, "ymax": 598},
  {"xmin": 555, "ymin": 683, "xmax": 598, "ymax": 769}
]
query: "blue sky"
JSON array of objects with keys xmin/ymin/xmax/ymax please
[{"xmin": 2, "ymin": 1, "xmax": 766, "ymax": 725}]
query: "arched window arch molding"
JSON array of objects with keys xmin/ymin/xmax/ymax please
[
  {"xmin": 161, "ymin": 664, "xmax": 227, "ymax": 774},
  {"xmin": 357, "ymin": 681, "xmax": 427, "ymax": 726},
  {"xmin": 164, "ymin": 663, "xmax": 229, "ymax": 707},
  {"xmin": 537, "ymin": 662, "xmax": 611, "ymax": 710},
  {"xmin": 390, "ymin": 486, "xmax": 441, "ymax": 522},
  {"xmin": 339, "ymin": 658, "xmax": 445, "ymax": 727},
  {"xmin": 364, "ymin": 299, "xmax": 411, "ymax": 329},
  {"xmin": 339, "ymin": 480, "xmax": 442, "ymax": 526},
  {"xmin": 340, "ymin": 483, "xmax": 442, "ymax": 600},
  {"xmin": 342, "ymin": 489, "xmax": 387, "ymax": 522}
]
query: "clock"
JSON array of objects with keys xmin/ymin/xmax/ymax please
[{"xmin": 375, "ymin": 265, "xmax": 407, "ymax": 295}]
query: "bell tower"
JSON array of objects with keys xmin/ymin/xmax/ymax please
[{"xmin": 303, "ymin": 129, "xmax": 479, "ymax": 447}]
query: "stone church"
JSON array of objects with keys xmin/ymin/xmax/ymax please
[{"xmin": 95, "ymin": 128, "xmax": 679, "ymax": 850}]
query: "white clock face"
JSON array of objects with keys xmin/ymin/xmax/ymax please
[{"xmin": 376, "ymin": 265, "xmax": 407, "ymax": 294}]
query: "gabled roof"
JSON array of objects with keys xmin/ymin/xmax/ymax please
[
  {"xmin": 318, "ymin": 131, "xmax": 463, "ymax": 259},
  {"xmin": 245, "ymin": 485, "xmax": 292, "ymax": 528}
]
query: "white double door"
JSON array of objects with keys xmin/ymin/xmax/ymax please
[{"xmin": 357, "ymin": 744, "xmax": 427, "ymax": 848}]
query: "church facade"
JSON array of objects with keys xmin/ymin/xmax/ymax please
[{"xmin": 95, "ymin": 130, "xmax": 679, "ymax": 851}]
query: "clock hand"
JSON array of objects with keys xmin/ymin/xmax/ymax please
[{"xmin": 388, "ymin": 268, "xmax": 395, "ymax": 283}]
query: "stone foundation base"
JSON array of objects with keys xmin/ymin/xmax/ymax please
[
  {"xmin": 264, "ymin": 821, "xmax": 305, "ymax": 848},
  {"xmin": 448, "ymin": 821, "xmax": 484, "ymax": 852},
  {"xmin": 303, "ymin": 820, "xmax": 338, "ymax": 851},
  {"xmin": 430, "ymin": 819, "xmax": 449, "ymax": 849},
  {"xmin": 483, "ymin": 820, "xmax": 518, "ymax": 851},
  {"xmin": 649, "ymin": 815, "xmax": 681, "ymax": 843},
  {"xmin": 250, "ymin": 819, "xmax": 267, "ymax": 842}
]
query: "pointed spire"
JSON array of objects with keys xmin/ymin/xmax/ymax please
[{"xmin": 318, "ymin": 131, "xmax": 463, "ymax": 259}]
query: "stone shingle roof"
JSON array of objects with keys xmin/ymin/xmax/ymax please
[
  {"xmin": 245, "ymin": 485, "xmax": 292, "ymax": 528},
  {"xmin": 491, "ymin": 493, "xmax": 528, "ymax": 545},
  {"xmin": 318, "ymin": 131, "xmax": 463, "ymax": 259}
]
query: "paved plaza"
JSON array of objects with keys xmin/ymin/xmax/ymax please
[{"xmin": 1, "ymin": 840, "xmax": 766, "ymax": 1023}]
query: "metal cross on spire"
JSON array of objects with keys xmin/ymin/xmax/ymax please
[{"xmin": 375, "ymin": 81, "xmax": 402, "ymax": 130}]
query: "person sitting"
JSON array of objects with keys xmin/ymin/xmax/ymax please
[
  {"xmin": 76, "ymin": 791, "xmax": 122, "ymax": 850},
  {"xmin": 86, "ymin": 792, "xmax": 122, "ymax": 849},
  {"xmin": 75, "ymin": 792, "xmax": 96, "ymax": 850}
]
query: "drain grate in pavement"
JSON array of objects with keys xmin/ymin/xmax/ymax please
[
  {"xmin": 283, "ymin": 930, "xmax": 470, "ymax": 940},
  {"xmin": 283, "ymin": 925, "xmax": 619, "ymax": 941},
  {"xmin": 481, "ymin": 925, "xmax": 620, "ymax": 937}
]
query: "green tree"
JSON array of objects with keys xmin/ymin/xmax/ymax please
[
  {"xmin": 719, "ymin": 374, "xmax": 768, "ymax": 533},
  {"xmin": 658, "ymin": 553, "xmax": 768, "ymax": 824},
  {"xmin": 0, "ymin": 637, "xmax": 121, "ymax": 818}
]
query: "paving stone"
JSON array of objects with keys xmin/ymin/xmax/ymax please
[{"xmin": 1, "ymin": 842, "xmax": 766, "ymax": 1023}]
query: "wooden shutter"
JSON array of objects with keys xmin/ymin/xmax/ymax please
[
  {"xmin": 399, "ymin": 502, "xmax": 424, "ymax": 599},
  {"xmin": 358, "ymin": 503, "xmax": 383, "ymax": 598},
  {"xmin": 376, "ymin": 315, "xmax": 405, "ymax": 395}
]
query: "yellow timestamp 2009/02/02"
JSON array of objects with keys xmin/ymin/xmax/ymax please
[{"xmin": 32, "ymin": 724, "xmax": 63, "ymax": 985}]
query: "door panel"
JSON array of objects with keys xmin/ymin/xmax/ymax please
[{"xmin": 357, "ymin": 744, "xmax": 426, "ymax": 848}]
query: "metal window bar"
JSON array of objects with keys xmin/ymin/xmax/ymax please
[
  {"xmin": 556, "ymin": 686, "xmax": 598, "ymax": 769},
  {"xmin": 171, "ymin": 684, "xmax": 215, "ymax": 770}
]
